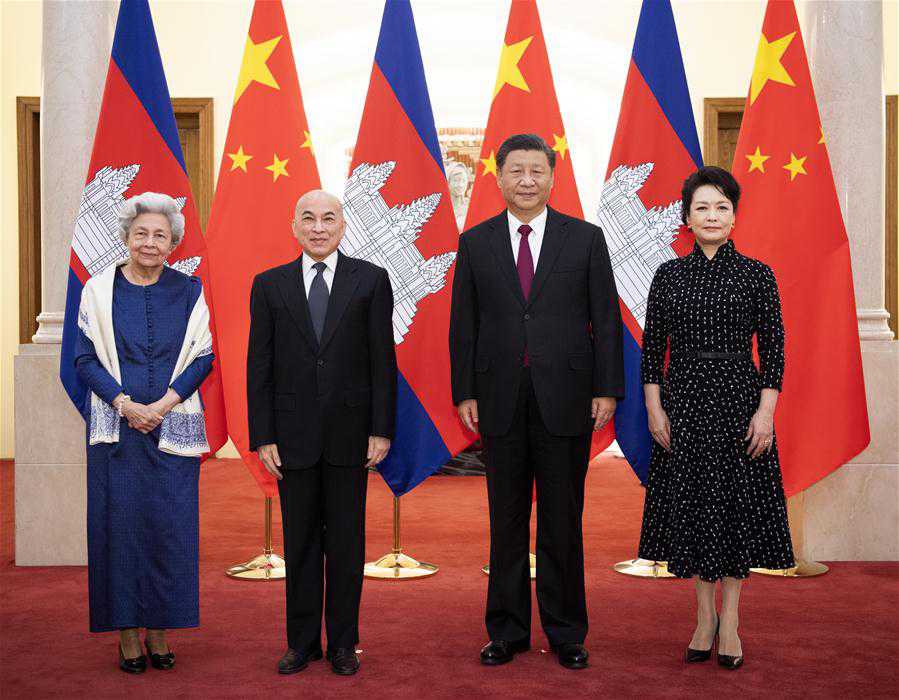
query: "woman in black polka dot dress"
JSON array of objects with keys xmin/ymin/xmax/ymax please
[{"xmin": 637, "ymin": 167, "xmax": 794, "ymax": 670}]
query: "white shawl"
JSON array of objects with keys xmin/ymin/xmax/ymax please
[{"xmin": 77, "ymin": 260, "xmax": 212, "ymax": 456}]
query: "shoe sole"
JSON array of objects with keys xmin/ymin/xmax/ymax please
[
  {"xmin": 330, "ymin": 665, "xmax": 359, "ymax": 676},
  {"xmin": 559, "ymin": 660, "xmax": 588, "ymax": 670},
  {"xmin": 278, "ymin": 664, "xmax": 309, "ymax": 675}
]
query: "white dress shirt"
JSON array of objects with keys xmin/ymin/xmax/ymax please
[
  {"xmin": 301, "ymin": 250, "xmax": 338, "ymax": 296},
  {"xmin": 508, "ymin": 208, "xmax": 547, "ymax": 266}
]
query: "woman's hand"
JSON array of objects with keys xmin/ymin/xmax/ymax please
[
  {"xmin": 647, "ymin": 405, "xmax": 671, "ymax": 451},
  {"xmin": 745, "ymin": 409, "xmax": 774, "ymax": 459},
  {"xmin": 745, "ymin": 388, "xmax": 779, "ymax": 459},
  {"xmin": 122, "ymin": 400, "xmax": 162, "ymax": 434},
  {"xmin": 146, "ymin": 388, "xmax": 182, "ymax": 423}
]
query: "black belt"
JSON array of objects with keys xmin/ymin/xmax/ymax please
[{"xmin": 679, "ymin": 351, "xmax": 750, "ymax": 360}]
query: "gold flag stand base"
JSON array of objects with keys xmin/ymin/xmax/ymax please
[
  {"xmin": 482, "ymin": 553, "xmax": 537, "ymax": 579},
  {"xmin": 364, "ymin": 496, "xmax": 438, "ymax": 580},
  {"xmin": 751, "ymin": 560, "xmax": 828, "ymax": 578},
  {"xmin": 226, "ymin": 496, "xmax": 286, "ymax": 580},
  {"xmin": 613, "ymin": 558, "xmax": 675, "ymax": 578}
]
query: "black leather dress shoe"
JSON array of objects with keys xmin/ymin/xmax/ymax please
[
  {"xmin": 327, "ymin": 648, "xmax": 360, "ymax": 675},
  {"xmin": 480, "ymin": 639, "xmax": 529, "ymax": 666},
  {"xmin": 717, "ymin": 652, "xmax": 744, "ymax": 670},
  {"xmin": 145, "ymin": 641, "xmax": 175, "ymax": 670},
  {"xmin": 277, "ymin": 648, "xmax": 323, "ymax": 675},
  {"xmin": 551, "ymin": 643, "xmax": 588, "ymax": 670},
  {"xmin": 119, "ymin": 644, "xmax": 147, "ymax": 674}
]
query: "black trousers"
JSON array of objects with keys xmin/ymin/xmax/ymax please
[
  {"xmin": 277, "ymin": 461, "xmax": 368, "ymax": 653},
  {"xmin": 482, "ymin": 368, "xmax": 591, "ymax": 645}
]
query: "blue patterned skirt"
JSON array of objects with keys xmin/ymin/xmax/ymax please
[{"xmin": 86, "ymin": 422, "xmax": 200, "ymax": 632}]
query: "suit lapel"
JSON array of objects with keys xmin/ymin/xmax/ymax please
[
  {"xmin": 277, "ymin": 256, "xmax": 318, "ymax": 351},
  {"xmin": 486, "ymin": 211, "xmax": 526, "ymax": 308},
  {"xmin": 318, "ymin": 251, "xmax": 359, "ymax": 353},
  {"xmin": 528, "ymin": 207, "xmax": 569, "ymax": 306}
]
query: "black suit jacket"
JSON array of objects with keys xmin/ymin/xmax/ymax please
[
  {"xmin": 449, "ymin": 207, "xmax": 624, "ymax": 437},
  {"xmin": 247, "ymin": 252, "xmax": 397, "ymax": 468}
]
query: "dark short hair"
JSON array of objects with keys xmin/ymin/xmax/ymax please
[
  {"xmin": 680, "ymin": 166, "xmax": 741, "ymax": 224},
  {"xmin": 496, "ymin": 133, "xmax": 556, "ymax": 171}
]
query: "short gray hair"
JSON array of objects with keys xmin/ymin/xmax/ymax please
[{"xmin": 118, "ymin": 191, "xmax": 185, "ymax": 247}]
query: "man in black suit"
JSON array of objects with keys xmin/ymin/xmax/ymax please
[
  {"xmin": 247, "ymin": 190, "xmax": 397, "ymax": 677},
  {"xmin": 449, "ymin": 134, "xmax": 624, "ymax": 670}
]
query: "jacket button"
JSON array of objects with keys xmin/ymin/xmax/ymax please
[
  {"xmin": 317, "ymin": 359, "xmax": 325, "ymax": 367},
  {"xmin": 524, "ymin": 313, "xmax": 531, "ymax": 321}
]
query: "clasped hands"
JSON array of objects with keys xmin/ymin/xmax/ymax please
[
  {"xmin": 115, "ymin": 389, "xmax": 181, "ymax": 434},
  {"xmin": 258, "ymin": 436, "xmax": 392, "ymax": 480},
  {"xmin": 457, "ymin": 397, "xmax": 616, "ymax": 433}
]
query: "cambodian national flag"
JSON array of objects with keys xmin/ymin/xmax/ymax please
[
  {"xmin": 598, "ymin": 0, "xmax": 702, "ymax": 483},
  {"xmin": 344, "ymin": 0, "xmax": 468, "ymax": 496},
  {"xmin": 59, "ymin": 0, "xmax": 227, "ymax": 452}
]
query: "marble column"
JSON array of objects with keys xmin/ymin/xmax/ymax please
[
  {"xmin": 796, "ymin": 1, "xmax": 899, "ymax": 562},
  {"xmin": 14, "ymin": 1, "xmax": 116, "ymax": 565}
]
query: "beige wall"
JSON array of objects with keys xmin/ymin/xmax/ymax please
[
  {"xmin": 2, "ymin": 0, "xmax": 42, "ymax": 458},
  {"xmin": 2, "ymin": 0, "xmax": 896, "ymax": 458}
]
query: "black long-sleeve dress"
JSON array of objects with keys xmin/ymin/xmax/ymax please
[{"xmin": 637, "ymin": 240, "xmax": 794, "ymax": 581}]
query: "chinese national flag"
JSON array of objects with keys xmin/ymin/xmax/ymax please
[
  {"xmin": 204, "ymin": 0, "xmax": 321, "ymax": 496},
  {"xmin": 465, "ymin": 0, "xmax": 612, "ymax": 457},
  {"xmin": 732, "ymin": 0, "xmax": 869, "ymax": 496}
]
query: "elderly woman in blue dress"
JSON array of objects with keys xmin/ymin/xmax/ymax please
[{"xmin": 74, "ymin": 192, "xmax": 214, "ymax": 674}]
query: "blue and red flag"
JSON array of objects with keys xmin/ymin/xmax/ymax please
[
  {"xmin": 59, "ymin": 0, "xmax": 227, "ymax": 453},
  {"xmin": 343, "ymin": 0, "xmax": 467, "ymax": 496},
  {"xmin": 596, "ymin": 0, "xmax": 702, "ymax": 483}
]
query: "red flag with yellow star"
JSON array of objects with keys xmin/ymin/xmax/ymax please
[
  {"xmin": 732, "ymin": 0, "xmax": 869, "ymax": 496},
  {"xmin": 204, "ymin": 0, "xmax": 320, "ymax": 496},
  {"xmin": 464, "ymin": 0, "xmax": 612, "ymax": 457}
]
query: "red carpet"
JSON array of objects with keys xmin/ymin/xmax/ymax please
[{"xmin": 1, "ymin": 457, "xmax": 897, "ymax": 698}]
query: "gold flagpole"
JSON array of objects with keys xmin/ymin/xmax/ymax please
[
  {"xmin": 752, "ymin": 492, "xmax": 828, "ymax": 577},
  {"xmin": 226, "ymin": 496, "xmax": 286, "ymax": 580},
  {"xmin": 364, "ymin": 496, "xmax": 438, "ymax": 579}
]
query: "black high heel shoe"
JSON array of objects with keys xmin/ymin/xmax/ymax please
[
  {"xmin": 717, "ymin": 649, "xmax": 744, "ymax": 670},
  {"xmin": 119, "ymin": 643, "xmax": 147, "ymax": 674},
  {"xmin": 144, "ymin": 639, "xmax": 176, "ymax": 670},
  {"xmin": 685, "ymin": 619, "xmax": 719, "ymax": 663}
]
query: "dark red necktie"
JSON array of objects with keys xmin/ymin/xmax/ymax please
[
  {"xmin": 517, "ymin": 224, "xmax": 534, "ymax": 298},
  {"xmin": 517, "ymin": 224, "xmax": 534, "ymax": 366}
]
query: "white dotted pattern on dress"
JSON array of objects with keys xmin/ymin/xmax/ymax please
[{"xmin": 637, "ymin": 240, "xmax": 795, "ymax": 581}]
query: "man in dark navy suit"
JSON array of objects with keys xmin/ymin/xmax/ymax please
[
  {"xmin": 247, "ymin": 190, "xmax": 397, "ymax": 677},
  {"xmin": 450, "ymin": 134, "xmax": 624, "ymax": 670}
]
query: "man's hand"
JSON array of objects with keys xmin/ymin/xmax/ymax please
[
  {"xmin": 457, "ymin": 399, "xmax": 479, "ymax": 433},
  {"xmin": 366, "ymin": 436, "xmax": 391, "ymax": 468},
  {"xmin": 591, "ymin": 397, "xmax": 616, "ymax": 431},
  {"xmin": 257, "ymin": 443, "xmax": 283, "ymax": 480}
]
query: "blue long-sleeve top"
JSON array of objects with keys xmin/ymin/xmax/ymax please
[{"xmin": 74, "ymin": 266, "xmax": 214, "ymax": 408}]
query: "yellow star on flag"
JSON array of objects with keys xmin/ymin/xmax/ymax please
[
  {"xmin": 745, "ymin": 146, "xmax": 770, "ymax": 174},
  {"xmin": 227, "ymin": 145, "xmax": 253, "ymax": 173},
  {"xmin": 818, "ymin": 126, "xmax": 825, "ymax": 145},
  {"xmin": 782, "ymin": 152, "xmax": 807, "ymax": 181},
  {"xmin": 551, "ymin": 133, "xmax": 569, "ymax": 160},
  {"xmin": 301, "ymin": 130, "xmax": 314, "ymax": 155},
  {"xmin": 234, "ymin": 35, "xmax": 282, "ymax": 105},
  {"xmin": 481, "ymin": 150, "xmax": 498, "ymax": 178},
  {"xmin": 749, "ymin": 31, "xmax": 796, "ymax": 105},
  {"xmin": 265, "ymin": 153, "xmax": 289, "ymax": 182},
  {"xmin": 493, "ymin": 36, "xmax": 533, "ymax": 99}
]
